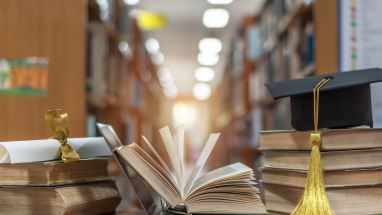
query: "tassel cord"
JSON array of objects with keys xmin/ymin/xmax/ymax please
[{"xmin": 291, "ymin": 77, "xmax": 333, "ymax": 215}]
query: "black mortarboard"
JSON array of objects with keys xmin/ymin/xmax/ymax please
[{"xmin": 266, "ymin": 68, "xmax": 382, "ymax": 131}]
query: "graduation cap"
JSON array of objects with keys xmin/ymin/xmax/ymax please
[{"xmin": 266, "ymin": 68, "xmax": 382, "ymax": 131}]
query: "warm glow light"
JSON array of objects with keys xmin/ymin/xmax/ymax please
[
  {"xmin": 172, "ymin": 102, "xmax": 196, "ymax": 126},
  {"xmin": 197, "ymin": 52, "xmax": 219, "ymax": 66},
  {"xmin": 123, "ymin": 0, "xmax": 140, "ymax": 5},
  {"xmin": 206, "ymin": 0, "xmax": 234, "ymax": 4},
  {"xmin": 151, "ymin": 52, "xmax": 164, "ymax": 65},
  {"xmin": 199, "ymin": 38, "xmax": 222, "ymax": 54},
  {"xmin": 195, "ymin": 67, "xmax": 215, "ymax": 82},
  {"xmin": 193, "ymin": 83, "xmax": 212, "ymax": 100},
  {"xmin": 203, "ymin": 9, "xmax": 230, "ymax": 28}
]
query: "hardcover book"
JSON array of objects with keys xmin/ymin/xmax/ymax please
[
  {"xmin": 0, "ymin": 181, "xmax": 120, "ymax": 215},
  {"xmin": 0, "ymin": 158, "xmax": 111, "ymax": 186}
]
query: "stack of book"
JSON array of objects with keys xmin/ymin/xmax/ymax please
[
  {"xmin": 260, "ymin": 128, "xmax": 382, "ymax": 214},
  {"xmin": 0, "ymin": 158, "xmax": 121, "ymax": 215}
]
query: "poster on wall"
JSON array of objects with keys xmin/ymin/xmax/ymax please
[
  {"xmin": 0, "ymin": 57, "xmax": 48, "ymax": 97},
  {"xmin": 339, "ymin": 0, "xmax": 382, "ymax": 127}
]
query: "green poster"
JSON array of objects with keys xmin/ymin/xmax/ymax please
[{"xmin": 0, "ymin": 57, "xmax": 48, "ymax": 96}]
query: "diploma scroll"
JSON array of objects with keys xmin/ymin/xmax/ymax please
[{"xmin": 0, "ymin": 137, "xmax": 112, "ymax": 164}]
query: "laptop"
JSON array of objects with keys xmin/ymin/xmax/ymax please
[{"xmin": 97, "ymin": 123, "xmax": 162, "ymax": 215}]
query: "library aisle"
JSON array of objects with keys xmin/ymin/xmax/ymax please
[{"xmin": 1, "ymin": 0, "xmax": 382, "ymax": 214}]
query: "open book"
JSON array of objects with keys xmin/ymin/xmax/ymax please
[{"xmin": 99, "ymin": 124, "xmax": 267, "ymax": 214}]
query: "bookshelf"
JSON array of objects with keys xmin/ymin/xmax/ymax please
[
  {"xmin": 210, "ymin": 0, "xmax": 339, "ymax": 168},
  {"xmin": 84, "ymin": 0, "xmax": 169, "ymax": 148},
  {"xmin": 87, "ymin": 0, "xmax": 170, "ymax": 212}
]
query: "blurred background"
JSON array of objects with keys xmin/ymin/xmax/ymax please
[{"xmin": 1, "ymin": 0, "xmax": 382, "ymax": 212}]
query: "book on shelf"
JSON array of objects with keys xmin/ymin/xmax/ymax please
[
  {"xmin": 264, "ymin": 184, "xmax": 382, "ymax": 215},
  {"xmin": 87, "ymin": 21, "xmax": 109, "ymax": 107},
  {"xmin": 98, "ymin": 123, "xmax": 267, "ymax": 214},
  {"xmin": 0, "ymin": 181, "xmax": 120, "ymax": 215},
  {"xmin": 250, "ymin": 62, "xmax": 267, "ymax": 102},
  {"xmin": 0, "ymin": 158, "xmax": 111, "ymax": 186},
  {"xmin": 247, "ymin": 24, "xmax": 262, "ymax": 61}
]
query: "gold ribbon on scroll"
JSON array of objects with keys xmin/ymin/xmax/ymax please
[{"xmin": 45, "ymin": 109, "xmax": 80, "ymax": 163}]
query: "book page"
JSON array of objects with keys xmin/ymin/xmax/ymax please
[
  {"xmin": 186, "ymin": 200, "xmax": 267, "ymax": 214},
  {"xmin": 183, "ymin": 133, "xmax": 220, "ymax": 197},
  {"xmin": 176, "ymin": 126, "xmax": 185, "ymax": 198},
  {"xmin": 159, "ymin": 127, "xmax": 183, "ymax": 189},
  {"xmin": 141, "ymin": 136, "xmax": 173, "ymax": 179},
  {"xmin": 117, "ymin": 144, "xmax": 181, "ymax": 207},
  {"xmin": 187, "ymin": 162, "xmax": 253, "ymax": 196},
  {"xmin": 130, "ymin": 144, "xmax": 179, "ymax": 195},
  {"xmin": 184, "ymin": 165, "xmax": 265, "ymax": 214}
]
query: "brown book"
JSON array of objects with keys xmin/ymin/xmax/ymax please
[
  {"xmin": 263, "ymin": 148, "xmax": 382, "ymax": 171},
  {"xmin": 0, "ymin": 181, "xmax": 120, "ymax": 215},
  {"xmin": 260, "ymin": 128, "xmax": 382, "ymax": 150},
  {"xmin": 0, "ymin": 158, "xmax": 111, "ymax": 186},
  {"xmin": 264, "ymin": 184, "xmax": 382, "ymax": 215},
  {"xmin": 262, "ymin": 167, "xmax": 382, "ymax": 188}
]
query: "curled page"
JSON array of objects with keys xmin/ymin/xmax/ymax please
[{"xmin": 0, "ymin": 137, "xmax": 111, "ymax": 164}]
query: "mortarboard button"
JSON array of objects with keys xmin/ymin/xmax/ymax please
[{"xmin": 266, "ymin": 68, "xmax": 382, "ymax": 131}]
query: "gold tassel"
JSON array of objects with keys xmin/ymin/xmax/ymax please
[
  {"xmin": 291, "ymin": 78, "xmax": 333, "ymax": 215},
  {"xmin": 291, "ymin": 132, "xmax": 332, "ymax": 215}
]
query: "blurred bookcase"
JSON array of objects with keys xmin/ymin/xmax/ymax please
[
  {"xmin": 86, "ymin": 0, "xmax": 169, "ymax": 148},
  {"xmin": 0, "ymin": 0, "xmax": 168, "ymax": 147},
  {"xmin": 209, "ymin": 0, "xmax": 338, "ymax": 169}
]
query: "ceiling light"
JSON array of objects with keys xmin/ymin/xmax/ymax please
[
  {"xmin": 118, "ymin": 41, "xmax": 130, "ymax": 56},
  {"xmin": 203, "ymin": 8, "xmax": 230, "ymax": 28},
  {"xmin": 193, "ymin": 83, "xmax": 212, "ymax": 100},
  {"xmin": 197, "ymin": 52, "xmax": 219, "ymax": 66},
  {"xmin": 123, "ymin": 0, "xmax": 140, "ymax": 5},
  {"xmin": 195, "ymin": 67, "xmax": 215, "ymax": 82},
  {"xmin": 199, "ymin": 38, "xmax": 222, "ymax": 54},
  {"xmin": 160, "ymin": 78, "xmax": 173, "ymax": 88},
  {"xmin": 157, "ymin": 68, "xmax": 172, "ymax": 85},
  {"xmin": 164, "ymin": 85, "xmax": 178, "ymax": 98},
  {"xmin": 151, "ymin": 52, "xmax": 164, "ymax": 65},
  {"xmin": 206, "ymin": 0, "xmax": 234, "ymax": 4},
  {"xmin": 145, "ymin": 38, "xmax": 160, "ymax": 54}
]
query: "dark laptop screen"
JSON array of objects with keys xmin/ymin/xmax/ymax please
[{"xmin": 97, "ymin": 123, "xmax": 162, "ymax": 215}]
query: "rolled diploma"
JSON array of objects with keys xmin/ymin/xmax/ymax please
[{"xmin": 0, "ymin": 137, "xmax": 111, "ymax": 164}]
